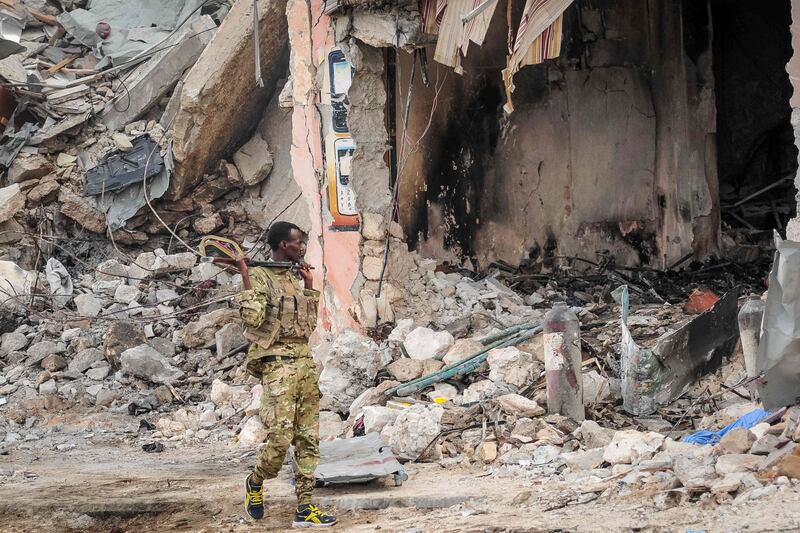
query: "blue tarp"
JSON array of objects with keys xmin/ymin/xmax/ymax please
[{"xmin": 683, "ymin": 408, "xmax": 769, "ymax": 445}]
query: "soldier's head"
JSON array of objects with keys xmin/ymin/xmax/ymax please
[{"xmin": 267, "ymin": 221, "xmax": 305, "ymax": 262}]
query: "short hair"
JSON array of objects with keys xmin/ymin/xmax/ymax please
[{"xmin": 267, "ymin": 221, "xmax": 301, "ymax": 251}]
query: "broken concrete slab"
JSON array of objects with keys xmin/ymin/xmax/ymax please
[
  {"xmin": 7, "ymin": 154, "xmax": 53, "ymax": 183},
  {"xmin": 232, "ymin": 131, "xmax": 273, "ymax": 186},
  {"xmin": 101, "ymin": 15, "xmax": 217, "ymax": 132},
  {"xmin": 59, "ymin": 189, "xmax": 107, "ymax": 234},
  {"xmin": 317, "ymin": 331, "xmax": 387, "ymax": 413},
  {"xmin": 169, "ymin": 0, "xmax": 288, "ymax": 199},
  {"xmin": 120, "ymin": 344, "xmax": 184, "ymax": 384}
]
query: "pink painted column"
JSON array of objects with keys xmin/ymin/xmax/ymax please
[{"xmin": 288, "ymin": 0, "xmax": 361, "ymax": 333}]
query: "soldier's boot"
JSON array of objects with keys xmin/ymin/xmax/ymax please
[
  {"xmin": 244, "ymin": 473, "xmax": 264, "ymax": 519},
  {"xmin": 292, "ymin": 504, "xmax": 337, "ymax": 528}
]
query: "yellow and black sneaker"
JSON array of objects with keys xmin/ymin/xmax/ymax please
[
  {"xmin": 292, "ymin": 504, "xmax": 337, "ymax": 528},
  {"xmin": 244, "ymin": 473, "xmax": 264, "ymax": 519}
]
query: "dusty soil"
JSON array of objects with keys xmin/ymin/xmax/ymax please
[{"xmin": 2, "ymin": 428, "xmax": 800, "ymax": 533}]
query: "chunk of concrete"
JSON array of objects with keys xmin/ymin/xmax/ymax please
[
  {"xmin": 487, "ymin": 346, "xmax": 537, "ymax": 388},
  {"xmin": 120, "ymin": 344, "xmax": 184, "ymax": 384},
  {"xmin": 0, "ymin": 183, "xmax": 25, "ymax": 223},
  {"xmin": 74, "ymin": 293, "xmax": 103, "ymax": 317},
  {"xmin": 238, "ymin": 416, "xmax": 268, "ymax": 448},
  {"xmin": 385, "ymin": 358, "xmax": 424, "ymax": 382},
  {"xmin": 215, "ymin": 322, "xmax": 247, "ymax": 356},
  {"xmin": 602, "ymin": 430, "xmax": 665, "ymax": 464},
  {"xmin": 717, "ymin": 428, "xmax": 756, "ymax": 455},
  {"xmin": 319, "ymin": 410, "xmax": 345, "ymax": 441},
  {"xmin": 477, "ymin": 441, "xmax": 498, "ymax": 463},
  {"xmin": 40, "ymin": 354, "xmax": 66, "ymax": 372},
  {"xmin": 210, "ymin": 379, "xmax": 232, "ymax": 407},
  {"xmin": 101, "ymin": 16, "xmax": 217, "ymax": 132},
  {"xmin": 673, "ymin": 455, "xmax": 719, "ymax": 490},
  {"xmin": 495, "ymin": 393, "xmax": 545, "ymax": 418},
  {"xmin": 1, "ymin": 331, "xmax": 28, "ymax": 354},
  {"xmin": 179, "ymin": 308, "xmax": 239, "ymax": 349},
  {"xmin": 7, "ymin": 154, "xmax": 53, "ymax": 183},
  {"xmin": 715, "ymin": 454, "xmax": 762, "ymax": 475},
  {"xmin": 562, "ymin": 448, "xmax": 605, "ymax": 471},
  {"xmin": 68, "ymin": 348, "xmax": 104, "ymax": 374},
  {"xmin": 388, "ymin": 404, "xmax": 443, "ymax": 460},
  {"xmin": 403, "ymin": 327, "xmax": 454, "ymax": 360},
  {"xmin": 59, "ymin": 189, "xmax": 106, "ymax": 233},
  {"xmin": 104, "ymin": 321, "xmax": 147, "ymax": 368},
  {"xmin": 442, "ymin": 338, "xmax": 484, "ymax": 366},
  {"xmin": 232, "ymin": 132, "xmax": 273, "ymax": 186},
  {"xmin": 169, "ymin": 0, "xmax": 288, "ymax": 199},
  {"xmin": 317, "ymin": 331, "xmax": 386, "ymax": 413},
  {"xmin": 362, "ymin": 405, "xmax": 400, "ymax": 434}
]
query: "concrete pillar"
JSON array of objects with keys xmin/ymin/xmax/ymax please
[{"xmin": 786, "ymin": 0, "xmax": 800, "ymax": 240}]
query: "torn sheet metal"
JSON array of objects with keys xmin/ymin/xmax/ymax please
[
  {"xmin": 0, "ymin": 11, "xmax": 25, "ymax": 61},
  {"xmin": 295, "ymin": 433, "xmax": 407, "ymax": 487},
  {"xmin": 45, "ymin": 258, "xmax": 73, "ymax": 309},
  {"xmin": 84, "ymin": 135, "xmax": 165, "ymax": 196},
  {"xmin": 94, "ymin": 141, "xmax": 172, "ymax": 231},
  {"xmin": 58, "ymin": 0, "xmax": 205, "ymax": 65},
  {"xmin": 757, "ymin": 234, "xmax": 800, "ymax": 409},
  {"xmin": 615, "ymin": 285, "xmax": 738, "ymax": 416}
]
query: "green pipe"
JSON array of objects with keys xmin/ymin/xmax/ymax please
[{"xmin": 387, "ymin": 323, "xmax": 543, "ymax": 397}]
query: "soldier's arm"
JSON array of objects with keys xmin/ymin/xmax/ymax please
[{"xmin": 237, "ymin": 268, "xmax": 275, "ymax": 328}]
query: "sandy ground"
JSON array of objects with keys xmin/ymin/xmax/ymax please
[{"xmin": 1, "ymin": 413, "xmax": 800, "ymax": 532}]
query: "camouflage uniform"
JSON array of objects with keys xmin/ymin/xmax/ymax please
[{"xmin": 238, "ymin": 266, "xmax": 320, "ymax": 505}]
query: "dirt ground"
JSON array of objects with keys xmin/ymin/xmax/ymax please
[{"xmin": 2, "ymin": 412, "xmax": 800, "ymax": 533}]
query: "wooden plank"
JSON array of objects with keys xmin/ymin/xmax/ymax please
[
  {"xmin": 27, "ymin": 9, "xmax": 59, "ymax": 26},
  {"xmin": 46, "ymin": 54, "xmax": 79, "ymax": 74}
]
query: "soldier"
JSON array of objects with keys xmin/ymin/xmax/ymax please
[{"xmin": 239, "ymin": 221, "xmax": 336, "ymax": 528}]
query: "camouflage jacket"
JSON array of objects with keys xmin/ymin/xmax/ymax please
[{"xmin": 237, "ymin": 266, "xmax": 319, "ymax": 377}]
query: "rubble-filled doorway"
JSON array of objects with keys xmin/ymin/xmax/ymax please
[{"xmin": 711, "ymin": 0, "xmax": 798, "ymax": 235}]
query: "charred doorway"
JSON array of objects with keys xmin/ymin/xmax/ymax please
[{"xmin": 712, "ymin": 0, "xmax": 798, "ymax": 235}]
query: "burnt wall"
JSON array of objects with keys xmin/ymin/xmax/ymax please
[
  {"xmin": 713, "ymin": 0, "xmax": 795, "ymax": 191},
  {"xmin": 398, "ymin": 0, "xmax": 718, "ymax": 268}
]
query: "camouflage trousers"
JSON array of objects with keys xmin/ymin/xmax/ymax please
[{"xmin": 251, "ymin": 356, "xmax": 320, "ymax": 506}]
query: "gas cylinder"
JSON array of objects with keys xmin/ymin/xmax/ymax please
[
  {"xmin": 543, "ymin": 302, "xmax": 584, "ymax": 421},
  {"xmin": 738, "ymin": 294, "xmax": 764, "ymax": 380}
]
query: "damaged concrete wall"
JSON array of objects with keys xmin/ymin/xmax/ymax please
[
  {"xmin": 169, "ymin": 0, "xmax": 289, "ymax": 200},
  {"xmin": 786, "ymin": 0, "xmax": 800, "ymax": 240},
  {"xmin": 397, "ymin": 0, "xmax": 718, "ymax": 269}
]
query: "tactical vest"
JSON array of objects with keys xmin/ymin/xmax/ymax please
[{"xmin": 243, "ymin": 268, "xmax": 318, "ymax": 351}]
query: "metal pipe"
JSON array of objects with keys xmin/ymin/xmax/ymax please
[{"xmin": 462, "ymin": 0, "xmax": 496, "ymax": 23}]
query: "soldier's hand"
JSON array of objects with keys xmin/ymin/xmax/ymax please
[{"xmin": 297, "ymin": 262, "xmax": 313, "ymax": 289}]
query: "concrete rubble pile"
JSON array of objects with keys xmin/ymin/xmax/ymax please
[{"xmin": 0, "ymin": 0, "xmax": 289, "ymax": 276}]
